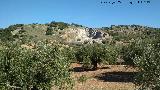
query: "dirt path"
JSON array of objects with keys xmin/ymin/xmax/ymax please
[{"xmin": 71, "ymin": 63, "xmax": 138, "ymax": 90}]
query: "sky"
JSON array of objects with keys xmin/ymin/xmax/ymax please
[{"xmin": 0, "ymin": 0, "xmax": 160, "ymax": 28}]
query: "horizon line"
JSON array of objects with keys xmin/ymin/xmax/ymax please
[{"xmin": 1, "ymin": 21, "xmax": 160, "ymax": 29}]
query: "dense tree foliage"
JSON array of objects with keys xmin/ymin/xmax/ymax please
[
  {"xmin": 0, "ymin": 24, "xmax": 24, "ymax": 42},
  {"xmin": 133, "ymin": 38, "xmax": 160, "ymax": 90},
  {"xmin": 0, "ymin": 29, "xmax": 14, "ymax": 42},
  {"xmin": 7, "ymin": 24, "xmax": 24, "ymax": 30},
  {"xmin": 49, "ymin": 21, "xmax": 69, "ymax": 30},
  {"xmin": 121, "ymin": 39, "xmax": 145, "ymax": 65},
  {"xmin": 120, "ymin": 36, "xmax": 160, "ymax": 89},
  {"xmin": 0, "ymin": 42, "xmax": 73, "ymax": 90},
  {"xmin": 46, "ymin": 27, "xmax": 54, "ymax": 35},
  {"xmin": 76, "ymin": 44, "xmax": 119, "ymax": 70}
]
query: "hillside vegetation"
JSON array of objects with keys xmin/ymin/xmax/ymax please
[{"xmin": 0, "ymin": 22, "xmax": 160, "ymax": 90}]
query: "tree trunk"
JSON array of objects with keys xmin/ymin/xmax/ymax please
[{"xmin": 92, "ymin": 59, "xmax": 98, "ymax": 70}]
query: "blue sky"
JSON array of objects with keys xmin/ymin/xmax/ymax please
[{"xmin": 0, "ymin": 0, "xmax": 159, "ymax": 28}]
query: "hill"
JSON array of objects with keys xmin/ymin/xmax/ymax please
[{"xmin": 0, "ymin": 22, "xmax": 160, "ymax": 45}]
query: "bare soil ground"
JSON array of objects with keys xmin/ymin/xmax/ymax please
[{"xmin": 71, "ymin": 63, "xmax": 138, "ymax": 90}]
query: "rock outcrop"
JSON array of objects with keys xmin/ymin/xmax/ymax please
[{"xmin": 60, "ymin": 27, "xmax": 112, "ymax": 44}]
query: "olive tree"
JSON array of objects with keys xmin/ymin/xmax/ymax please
[
  {"xmin": 134, "ymin": 39, "xmax": 160, "ymax": 90},
  {"xmin": 121, "ymin": 39, "xmax": 148, "ymax": 66},
  {"xmin": 76, "ymin": 43, "xmax": 118, "ymax": 70},
  {"xmin": 0, "ymin": 42, "xmax": 73, "ymax": 90}
]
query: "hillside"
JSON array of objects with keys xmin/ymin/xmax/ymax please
[{"xmin": 0, "ymin": 22, "xmax": 160, "ymax": 45}]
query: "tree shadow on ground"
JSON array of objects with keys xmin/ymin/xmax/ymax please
[
  {"xmin": 71, "ymin": 67, "xmax": 86, "ymax": 72},
  {"xmin": 95, "ymin": 72, "xmax": 138, "ymax": 82},
  {"xmin": 71, "ymin": 66, "xmax": 110, "ymax": 72}
]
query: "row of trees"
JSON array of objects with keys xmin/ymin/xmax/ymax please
[
  {"xmin": 0, "ymin": 42, "xmax": 74, "ymax": 90},
  {"xmin": 0, "ymin": 38, "xmax": 159, "ymax": 90},
  {"xmin": 121, "ymin": 37, "xmax": 160, "ymax": 89},
  {"xmin": 74, "ymin": 37, "xmax": 160, "ymax": 89}
]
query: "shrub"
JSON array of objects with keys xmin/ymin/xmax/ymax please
[
  {"xmin": 77, "ymin": 75, "xmax": 88, "ymax": 84},
  {"xmin": 7, "ymin": 24, "xmax": 24, "ymax": 30},
  {"xmin": 49, "ymin": 21, "xmax": 69, "ymax": 30},
  {"xmin": 0, "ymin": 42, "xmax": 73, "ymax": 90},
  {"xmin": 46, "ymin": 27, "xmax": 54, "ymax": 35},
  {"xmin": 71, "ymin": 23, "xmax": 83, "ymax": 27},
  {"xmin": 57, "ymin": 22, "xmax": 68, "ymax": 30},
  {"xmin": 0, "ymin": 29, "xmax": 14, "ymax": 42}
]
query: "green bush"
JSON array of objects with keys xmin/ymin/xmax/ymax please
[
  {"xmin": 71, "ymin": 23, "xmax": 83, "ymax": 27},
  {"xmin": 46, "ymin": 27, "xmax": 54, "ymax": 35},
  {"xmin": 0, "ymin": 42, "xmax": 73, "ymax": 90},
  {"xmin": 121, "ymin": 39, "xmax": 146, "ymax": 65},
  {"xmin": 0, "ymin": 29, "xmax": 14, "ymax": 42},
  {"xmin": 76, "ymin": 44, "xmax": 118, "ymax": 70},
  {"xmin": 49, "ymin": 21, "xmax": 69, "ymax": 30},
  {"xmin": 134, "ymin": 39, "xmax": 160, "ymax": 90},
  {"xmin": 77, "ymin": 75, "xmax": 88, "ymax": 84}
]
